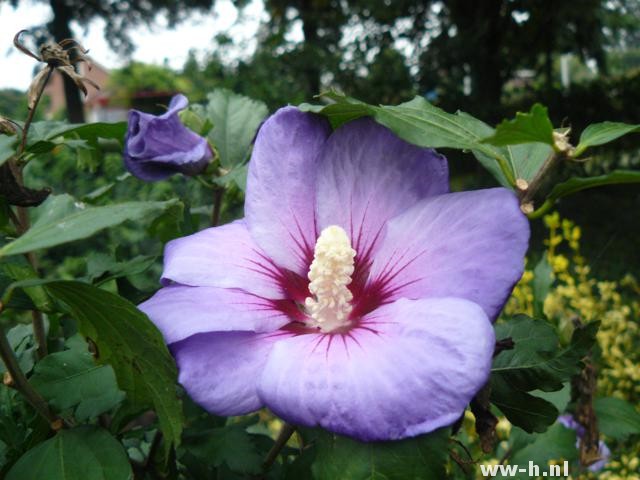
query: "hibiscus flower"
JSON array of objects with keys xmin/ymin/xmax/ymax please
[
  {"xmin": 140, "ymin": 107, "xmax": 529, "ymax": 441},
  {"xmin": 123, "ymin": 94, "xmax": 213, "ymax": 181}
]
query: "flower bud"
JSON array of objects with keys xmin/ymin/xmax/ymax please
[{"xmin": 123, "ymin": 94, "xmax": 213, "ymax": 181}]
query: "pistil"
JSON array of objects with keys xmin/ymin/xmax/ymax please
[{"xmin": 305, "ymin": 225, "xmax": 356, "ymax": 332}]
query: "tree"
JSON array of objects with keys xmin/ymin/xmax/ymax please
[{"xmin": 3, "ymin": 0, "xmax": 216, "ymax": 122}]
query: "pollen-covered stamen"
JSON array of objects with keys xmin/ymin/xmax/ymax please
[{"xmin": 305, "ymin": 225, "xmax": 356, "ymax": 333}]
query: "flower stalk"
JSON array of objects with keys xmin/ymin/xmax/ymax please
[
  {"xmin": 0, "ymin": 321, "xmax": 59, "ymax": 427},
  {"xmin": 263, "ymin": 422, "xmax": 296, "ymax": 471},
  {"xmin": 211, "ymin": 185, "xmax": 225, "ymax": 227}
]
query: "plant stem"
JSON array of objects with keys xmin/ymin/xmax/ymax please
[
  {"xmin": 18, "ymin": 66, "xmax": 53, "ymax": 155},
  {"xmin": 263, "ymin": 422, "xmax": 296, "ymax": 471},
  {"xmin": 9, "ymin": 66, "xmax": 54, "ymax": 359},
  {"xmin": 520, "ymin": 150, "xmax": 561, "ymax": 206},
  {"xmin": 211, "ymin": 186, "xmax": 225, "ymax": 227},
  {"xmin": 0, "ymin": 326, "xmax": 57, "ymax": 426}
]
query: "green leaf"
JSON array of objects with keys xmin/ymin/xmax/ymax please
[
  {"xmin": 0, "ymin": 195, "xmax": 180, "ymax": 257},
  {"xmin": 205, "ymin": 89, "xmax": 268, "ymax": 168},
  {"xmin": 311, "ymin": 429, "xmax": 448, "ymax": 480},
  {"xmin": 490, "ymin": 375, "xmax": 559, "ymax": 433},
  {"xmin": 575, "ymin": 121, "xmax": 640, "ymax": 156},
  {"xmin": 481, "ymin": 104, "xmax": 555, "ymax": 147},
  {"xmin": 0, "ymin": 324, "xmax": 37, "ymax": 375},
  {"xmin": 504, "ymin": 142, "xmax": 554, "ymax": 184},
  {"xmin": 0, "ymin": 261, "xmax": 52, "ymax": 312},
  {"xmin": 492, "ymin": 316, "xmax": 597, "ymax": 392},
  {"xmin": 532, "ymin": 256, "xmax": 554, "ymax": 318},
  {"xmin": 299, "ymin": 96, "xmax": 371, "ymax": 129},
  {"xmin": 303, "ymin": 93, "xmax": 516, "ymax": 187},
  {"xmin": 179, "ymin": 107, "xmax": 213, "ymax": 137},
  {"xmin": 5, "ymin": 426, "xmax": 132, "ymax": 480},
  {"xmin": 214, "ymin": 163, "xmax": 248, "ymax": 191},
  {"xmin": 86, "ymin": 253, "xmax": 156, "ymax": 285},
  {"xmin": 0, "ymin": 134, "xmax": 16, "ymax": 167},
  {"xmin": 45, "ymin": 281, "xmax": 183, "ymax": 454},
  {"xmin": 497, "ymin": 424, "xmax": 576, "ymax": 479},
  {"xmin": 490, "ymin": 316, "xmax": 598, "ymax": 432},
  {"xmin": 531, "ymin": 170, "xmax": 640, "ymax": 218},
  {"xmin": 594, "ymin": 397, "xmax": 640, "ymax": 440},
  {"xmin": 27, "ymin": 121, "xmax": 126, "ymax": 154},
  {"xmin": 30, "ymin": 346, "xmax": 125, "ymax": 421},
  {"xmin": 182, "ymin": 425, "xmax": 263, "ymax": 475}
]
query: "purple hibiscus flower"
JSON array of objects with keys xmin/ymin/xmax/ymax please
[
  {"xmin": 140, "ymin": 107, "xmax": 530, "ymax": 441},
  {"xmin": 123, "ymin": 94, "xmax": 212, "ymax": 181},
  {"xmin": 558, "ymin": 415, "xmax": 611, "ymax": 472}
]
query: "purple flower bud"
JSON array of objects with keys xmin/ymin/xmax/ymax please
[{"xmin": 123, "ymin": 94, "xmax": 212, "ymax": 181}]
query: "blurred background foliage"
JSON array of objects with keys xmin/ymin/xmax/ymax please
[{"xmin": 4, "ymin": 0, "xmax": 636, "ymax": 279}]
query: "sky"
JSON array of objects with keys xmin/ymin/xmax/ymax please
[{"xmin": 0, "ymin": 0, "xmax": 268, "ymax": 90}]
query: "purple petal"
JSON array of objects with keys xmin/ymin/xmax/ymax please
[
  {"xmin": 124, "ymin": 94, "xmax": 212, "ymax": 181},
  {"xmin": 316, "ymin": 118, "xmax": 448, "ymax": 264},
  {"xmin": 172, "ymin": 331, "xmax": 291, "ymax": 416},
  {"xmin": 139, "ymin": 285, "xmax": 289, "ymax": 344},
  {"xmin": 367, "ymin": 188, "xmax": 529, "ymax": 320},
  {"xmin": 161, "ymin": 220, "xmax": 284, "ymax": 299},
  {"xmin": 257, "ymin": 297, "xmax": 494, "ymax": 441},
  {"xmin": 245, "ymin": 107, "xmax": 331, "ymax": 274},
  {"xmin": 589, "ymin": 441, "xmax": 610, "ymax": 472}
]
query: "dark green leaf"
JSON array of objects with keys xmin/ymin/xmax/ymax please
[
  {"xmin": 490, "ymin": 375, "xmax": 559, "ymax": 433},
  {"xmin": 0, "ymin": 324, "xmax": 37, "ymax": 375},
  {"xmin": 0, "ymin": 195, "xmax": 180, "ymax": 257},
  {"xmin": 496, "ymin": 424, "xmax": 576, "ymax": 479},
  {"xmin": 45, "ymin": 281, "xmax": 183, "ymax": 454},
  {"xmin": 530, "ymin": 383, "xmax": 571, "ymax": 413},
  {"xmin": 311, "ymin": 429, "xmax": 449, "ymax": 480},
  {"xmin": 205, "ymin": 89, "xmax": 268, "ymax": 168},
  {"xmin": 492, "ymin": 316, "xmax": 597, "ymax": 392},
  {"xmin": 30, "ymin": 346, "xmax": 124, "ymax": 421},
  {"xmin": 491, "ymin": 317, "xmax": 598, "ymax": 432},
  {"xmin": 182, "ymin": 425, "xmax": 263, "ymax": 475},
  {"xmin": 532, "ymin": 170, "xmax": 640, "ymax": 218},
  {"xmin": 594, "ymin": 397, "xmax": 640, "ymax": 440},
  {"xmin": 481, "ymin": 104, "xmax": 555, "ymax": 147},
  {"xmin": 575, "ymin": 122, "xmax": 640, "ymax": 156},
  {"xmin": 86, "ymin": 253, "xmax": 156, "ymax": 284},
  {"xmin": 0, "ymin": 262, "xmax": 51, "ymax": 312},
  {"xmin": 0, "ymin": 135, "xmax": 16, "ymax": 167},
  {"xmin": 5, "ymin": 426, "xmax": 132, "ymax": 480}
]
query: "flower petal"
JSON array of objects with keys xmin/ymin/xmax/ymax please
[
  {"xmin": 139, "ymin": 285, "xmax": 289, "ymax": 344},
  {"xmin": 316, "ymin": 118, "xmax": 448, "ymax": 263},
  {"xmin": 123, "ymin": 94, "xmax": 212, "ymax": 181},
  {"xmin": 245, "ymin": 107, "xmax": 331, "ymax": 274},
  {"xmin": 172, "ymin": 330, "xmax": 290, "ymax": 416},
  {"xmin": 367, "ymin": 188, "xmax": 529, "ymax": 320},
  {"xmin": 258, "ymin": 297, "xmax": 494, "ymax": 441},
  {"xmin": 162, "ymin": 220, "xmax": 284, "ymax": 299}
]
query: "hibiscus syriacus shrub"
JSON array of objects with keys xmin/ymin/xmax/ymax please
[{"xmin": 1, "ymin": 35, "xmax": 640, "ymax": 480}]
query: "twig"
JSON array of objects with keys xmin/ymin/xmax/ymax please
[
  {"xmin": 9, "ymin": 65, "xmax": 54, "ymax": 359},
  {"xmin": 18, "ymin": 66, "xmax": 53, "ymax": 155},
  {"xmin": 211, "ymin": 186, "xmax": 225, "ymax": 227},
  {"xmin": 263, "ymin": 422, "xmax": 295, "ymax": 471},
  {"xmin": 0, "ymin": 325, "xmax": 58, "ymax": 427}
]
